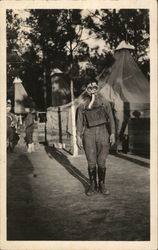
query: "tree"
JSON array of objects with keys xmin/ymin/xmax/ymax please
[
  {"xmin": 84, "ymin": 9, "xmax": 150, "ymax": 78},
  {"xmin": 24, "ymin": 9, "xmax": 90, "ymax": 107},
  {"xmin": 7, "ymin": 9, "xmax": 150, "ymax": 110},
  {"xmin": 7, "ymin": 10, "xmax": 23, "ymax": 101},
  {"xmin": 21, "ymin": 46, "xmax": 44, "ymax": 110}
]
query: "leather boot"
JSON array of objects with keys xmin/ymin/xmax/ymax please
[
  {"xmin": 98, "ymin": 167, "xmax": 110, "ymax": 195},
  {"xmin": 87, "ymin": 167, "xmax": 97, "ymax": 196}
]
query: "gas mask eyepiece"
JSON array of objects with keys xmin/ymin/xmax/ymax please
[{"xmin": 86, "ymin": 81, "xmax": 99, "ymax": 95}]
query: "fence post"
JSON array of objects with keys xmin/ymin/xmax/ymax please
[{"xmin": 58, "ymin": 107, "xmax": 62, "ymax": 144}]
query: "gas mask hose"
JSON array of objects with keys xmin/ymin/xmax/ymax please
[{"xmin": 88, "ymin": 93, "xmax": 95, "ymax": 109}]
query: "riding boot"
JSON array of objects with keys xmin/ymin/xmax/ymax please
[
  {"xmin": 98, "ymin": 167, "xmax": 110, "ymax": 195},
  {"xmin": 87, "ymin": 167, "xmax": 97, "ymax": 196}
]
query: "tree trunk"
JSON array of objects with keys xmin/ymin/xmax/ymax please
[{"xmin": 43, "ymin": 48, "xmax": 47, "ymax": 110}]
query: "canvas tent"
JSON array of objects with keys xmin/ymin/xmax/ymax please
[
  {"xmin": 13, "ymin": 77, "xmax": 28, "ymax": 114},
  {"xmin": 97, "ymin": 41, "xmax": 150, "ymax": 156},
  {"xmin": 98, "ymin": 41, "xmax": 150, "ymax": 135},
  {"xmin": 98, "ymin": 41, "xmax": 149, "ymax": 110},
  {"xmin": 46, "ymin": 41, "xmax": 150, "ymax": 156}
]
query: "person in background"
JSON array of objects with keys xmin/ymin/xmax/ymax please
[
  {"xmin": 76, "ymin": 79, "xmax": 115, "ymax": 196},
  {"xmin": 50, "ymin": 68, "xmax": 70, "ymax": 107},
  {"xmin": 7, "ymin": 101, "xmax": 18, "ymax": 152},
  {"xmin": 132, "ymin": 110, "xmax": 141, "ymax": 119},
  {"xmin": 25, "ymin": 107, "xmax": 36, "ymax": 153}
]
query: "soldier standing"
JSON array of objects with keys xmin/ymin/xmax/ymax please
[
  {"xmin": 7, "ymin": 101, "xmax": 18, "ymax": 152},
  {"xmin": 76, "ymin": 80, "xmax": 115, "ymax": 196},
  {"xmin": 25, "ymin": 107, "xmax": 36, "ymax": 153}
]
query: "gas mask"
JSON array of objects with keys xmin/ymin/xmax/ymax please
[
  {"xmin": 86, "ymin": 81, "xmax": 99, "ymax": 109},
  {"xmin": 86, "ymin": 82, "xmax": 99, "ymax": 96}
]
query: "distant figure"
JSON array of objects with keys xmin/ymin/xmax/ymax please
[
  {"xmin": 7, "ymin": 101, "xmax": 19, "ymax": 152},
  {"xmin": 132, "ymin": 110, "xmax": 141, "ymax": 119},
  {"xmin": 25, "ymin": 107, "xmax": 36, "ymax": 153},
  {"xmin": 50, "ymin": 68, "xmax": 70, "ymax": 106}
]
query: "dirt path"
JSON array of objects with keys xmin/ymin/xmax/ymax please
[{"xmin": 7, "ymin": 145, "xmax": 150, "ymax": 240}]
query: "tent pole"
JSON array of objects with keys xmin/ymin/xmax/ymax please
[
  {"xmin": 68, "ymin": 10, "xmax": 78, "ymax": 156},
  {"xmin": 70, "ymin": 76, "xmax": 78, "ymax": 156}
]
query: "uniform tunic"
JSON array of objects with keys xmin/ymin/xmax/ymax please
[{"xmin": 76, "ymin": 95, "xmax": 115, "ymax": 169}]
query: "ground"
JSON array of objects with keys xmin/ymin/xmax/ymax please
[{"xmin": 7, "ymin": 142, "xmax": 150, "ymax": 241}]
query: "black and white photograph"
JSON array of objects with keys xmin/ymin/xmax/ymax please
[{"xmin": 0, "ymin": 0, "xmax": 157, "ymax": 250}]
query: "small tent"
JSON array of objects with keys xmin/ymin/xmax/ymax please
[{"xmin": 13, "ymin": 77, "xmax": 28, "ymax": 114}]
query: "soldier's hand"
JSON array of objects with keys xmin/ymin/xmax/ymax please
[
  {"xmin": 76, "ymin": 135, "xmax": 83, "ymax": 149},
  {"xmin": 110, "ymin": 133, "xmax": 115, "ymax": 146}
]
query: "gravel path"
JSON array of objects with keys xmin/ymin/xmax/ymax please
[{"xmin": 7, "ymin": 144, "xmax": 150, "ymax": 240}]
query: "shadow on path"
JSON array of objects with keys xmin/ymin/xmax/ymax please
[
  {"xmin": 45, "ymin": 146, "xmax": 90, "ymax": 193},
  {"xmin": 7, "ymin": 153, "xmax": 54, "ymax": 240},
  {"xmin": 113, "ymin": 153, "xmax": 150, "ymax": 168}
]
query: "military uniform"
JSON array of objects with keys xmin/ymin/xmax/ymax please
[
  {"xmin": 76, "ymin": 93, "xmax": 115, "ymax": 195},
  {"xmin": 25, "ymin": 111, "xmax": 35, "ymax": 153},
  {"xmin": 7, "ymin": 111, "xmax": 18, "ymax": 152}
]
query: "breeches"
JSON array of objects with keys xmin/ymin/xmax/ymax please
[{"xmin": 83, "ymin": 124, "xmax": 110, "ymax": 169}]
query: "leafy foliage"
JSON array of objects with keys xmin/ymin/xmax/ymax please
[
  {"xmin": 7, "ymin": 10, "xmax": 22, "ymax": 101},
  {"xmin": 6, "ymin": 9, "xmax": 150, "ymax": 110}
]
